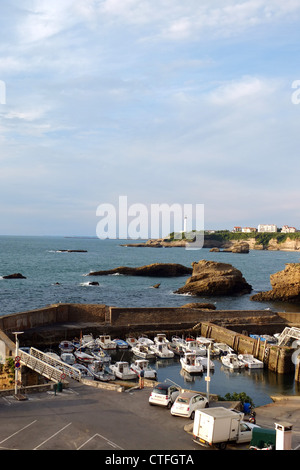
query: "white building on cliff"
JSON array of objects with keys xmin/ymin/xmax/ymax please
[{"xmin": 258, "ymin": 224, "xmax": 278, "ymax": 233}]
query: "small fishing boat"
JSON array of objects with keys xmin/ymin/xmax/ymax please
[
  {"xmin": 91, "ymin": 347, "xmax": 111, "ymax": 363},
  {"xmin": 73, "ymin": 363, "xmax": 94, "ymax": 380},
  {"xmin": 154, "ymin": 333, "xmax": 169, "ymax": 344},
  {"xmin": 132, "ymin": 343, "xmax": 156, "ymax": 359},
  {"xmin": 138, "ymin": 335, "xmax": 154, "ymax": 347},
  {"xmin": 213, "ymin": 343, "xmax": 234, "ymax": 356},
  {"xmin": 113, "ymin": 338, "xmax": 129, "ymax": 349},
  {"xmin": 59, "ymin": 340, "xmax": 74, "ymax": 353},
  {"xmin": 126, "ymin": 337, "xmax": 138, "ymax": 348},
  {"xmin": 221, "ymin": 353, "xmax": 245, "ymax": 370},
  {"xmin": 168, "ymin": 341, "xmax": 185, "ymax": 357},
  {"xmin": 74, "ymin": 349, "xmax": 94, "ymax": 364},
  {"xmin": 197, "ymin": 356, "xmax": 215, "ymax": 371},
  {"xmin": 130, "ymin": 359, "xmax": 157, "ymax": 380},
  {"xmin": 183, "ymin": 340, "xmax": 206, "ymax": 357},
  {"xmin": 238, "ymin": 354, "xmax": 264, "ymax": 369},
  {"xmin": 96, "ymin": 335, "xmax": 117, "ymax": 350},
  {"xmin": 60, "ymin": 352, "xmax": 76, "ymax": 365},
  {"xmin": 150, "ymin": 342, "xmax": 174, "ymax": 359},
  {"xmin": 180, "ymin": 352, "xmax": 204, "ymax": 374},
  {"xmin": 88, "ymin": 360, "xmax": 116, "ymax": 382},
  {"xmin": 109, "ymin": 361, "xmax": 137, "ymax": 380}
]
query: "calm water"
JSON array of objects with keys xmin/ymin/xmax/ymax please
[{"xmin": 1, "ymin": 235, "xmax": 300, "ymax": 405}]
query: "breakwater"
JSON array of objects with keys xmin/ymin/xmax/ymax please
[{"xmin": 1, "ymin": 303, "xmax": 300, "ymax": 378}]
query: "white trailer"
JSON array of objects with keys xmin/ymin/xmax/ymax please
[{"xmin": 193, "ymin": 407, "xmax": 256, "ymax": 450}]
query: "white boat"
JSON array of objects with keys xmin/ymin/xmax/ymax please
[
  {"xmin": 238, "ymin": 354, "xmax": 264, "ymax": 369},
  {"xmin": 73, "ymin": 363, "xmax": 94, "ymax": 380},
  {"xmin": 180, "ymin": 352, "xmax": 204, "ymax": 374},
  {"xmin": 168, "ymin": 341, "xmax": 185, "ymax": 357},
  {"xmin": 196, "ymin": 336, "xmax": 214, "ymax": 347},
  {"xmin": 59, "ymin": 340, "xmax": 74, "ymax": 353},
  {"xmin": 91, "ymin": 348, "xmax": 111, "ymax": 363},
  {"xmin": 60, "ymin": 352, "xmax": 76, "ymax": 365},
  {"xmin": 221, "ymin": 353, "xmax": 245, "ymax": 370},
  {"xmin": 88, "ymin": 360, "xmax": 116, "ymax": 382},
  {"xmin": 213, "ymin": 343, "xmax": 234, "ymax": 356},
  {"xmin": 113, "ymin": 338, "xmax": 129, "ymax": 349},
  {"xmin": 197, "ymin": 356, "xmax": 215, "ymax": 370},
  {"xmin": 96, "ymin": 335, "xmax": 117, "ymax": 350},
  {"xmin": 138, "ymin": 335, "xmax": 154, "ymax": 347},
  {"xmin": 132, "ymin": 343, "xmax": 156, "ymax": 359},
  {"xmin": 109, "ymin": 361, "xmax": 137, "ymax": 380},
  {"xmin": 130, "ymin": 359, "xmax": 157, "ymax": 380},
  {"xmin": 74, "ymin": 350, "xmax": 94, "ymax": 364},
  {"xmin": 154, "ymin": 333, "xmax": 169, "ymax": 344},
  {"xmin": 44, "ymin": 350, "xmax": 61, "ymax": 361},
  {"xmin": 126, "ymin": 337, "xmax": 138, "ymax": 348},
  {"xmin": 150, "ymin": 342, "xmax": 174, "ymax": 359},
  {"xmin": 183, "ymin": 340, "xmax": 206, "ymax": 356}
]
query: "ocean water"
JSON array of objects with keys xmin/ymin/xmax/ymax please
[
  {"xmin": 1, "ymin": 235, "xmax": 300, "ymax": 406},
  {"xmin": 0, "ymin": 235, "xmax": 299, "ymax": 316}
]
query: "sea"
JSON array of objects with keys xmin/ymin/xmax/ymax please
[{"xmin": 1, "ymin": 235, "xmax": 300, "ymax": 406}]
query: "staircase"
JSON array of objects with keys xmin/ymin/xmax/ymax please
[{"xmin": 19, "ymin": 347, "xmax": 82, "ymax": 382}]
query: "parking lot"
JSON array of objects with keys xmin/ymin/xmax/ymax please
[{"xmin": 0, "ymin": 381, "xmax": 202, "ymax": 452}]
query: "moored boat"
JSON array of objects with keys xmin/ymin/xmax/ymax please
[
  {"xmin": 150, "ymin": 342, "xmax": 174, "ymax": 359},
  {"xmin": 130, "ymin": 359, "xmax": 157, "ymax": 379},
  {"xmin": 221, "ymin": 353, "xmax": 245, "ymax": 370},
  {"xmin": 96, "ymin": 335, "xmax": 117, "ymax": 350},
  {"xmin": 109, "ymin": 361, "xmax": 137, "ymax": 380},
  {"xmin": 180, "ymin": 352, "xmax": 204, "ymax": 374},
  {"xmin": 88, "ymin": 360, "xmax": 116, "ymax": 382},
  {"xmin": 59, "ymin": 340, "xmax": 74, "ymax": 353},
  {"xmin": 238, "ymin": 354, "xmax": 264, "ymax": 369},
  {"xmin": 132, "ymin": 343, "xmax": 156, "ymax": 359}
]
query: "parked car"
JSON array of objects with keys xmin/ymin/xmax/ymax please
[
  {"xmin": 149, "ymin": 383, "xmax": 180, "ymax": 408},
  {"xmin": 171, "ymin": 391, "xmax": 209, "ymax": 419}
]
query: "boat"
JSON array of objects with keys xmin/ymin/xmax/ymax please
[
  {"xmin": 88, "ymin": 360, "xmax": 116, "ymax": 382},
  {"xmin": 96, "ymin": 335, "xmax": 117, "ymax": 350},
  {"xmin": 183, "ymin": 340, "xmax": 206, "ymax": 356},
  {"xmin": 238, "ymin": 354, "xmax": 264, "ymax": 369},
  {"xmin": 91, "ymin": 347, "xmax": 111, "ymax": 363},
  {"xmin": 74, "ymin": 349, "xmax": 94, "ymax": 364},
  {"xmin": 126, "ymin": 337, "xmax": 138, "ymax": 348},
  {"xmin": 221, "ymin": 353, "xmax": 245, "ymax": 370},
  {"xmin": 130, "ymin": 359, "xmax": 157, "ymax": 380},
  {"xmin": 137, "ymin": 335, "xmax": 154, "ymax": 347},
  {"xmin": 168, "ymin": 341, "xmax": 185, "ymax": 357},
  {"xmin": 213, "ymin": 343, "xmax": 234, "ymax": 356},
  {"xmin": 150, "ymin": 342, "xmax": 174, "ymax": 359},
  {"xmin": 109, "ymin": 361, "xmax": 137, "ymax": 380},
  {"xmin": 73, "ymin": 363, "xmax": 94, "ymax": 380},
  {"xmin": 131, "ymin": 343, "xmax": 156, "ymax": 359},
  {"xmin": 60, "ymin": 352, "xmax": 76, "ymax": 365},
  {"xmin": 44, "ymin": 350, "xmax": 61, "ymax": 361},
  {"xmin": 196, "ymin": 336, "xmax": 214, "ymax": 347},
  {"xmin": 180, "ymin": 352, "xmax": 204, "ymax": 374},
  {"xmin": 154, "ymin": 333, "xmax": 169, "ymax": 344},
  {"xmin": 113, "ymin": 338, "xmax": 129, "ymax": 349},
  {"xmin": 59, "ymin": 340, "xmax": 74, "ymax": 353},
  {"xmin": 197, "ymin": 356, "xmax": 215, "ymax": 370}
]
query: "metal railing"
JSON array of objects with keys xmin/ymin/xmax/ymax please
[
  {"xmin": 19, "ymin": 347, "xmax": 82, "ymax": 382},
  {"xmin": 277, "ymin": 327, "xmax": 300, "ymax": 347}
]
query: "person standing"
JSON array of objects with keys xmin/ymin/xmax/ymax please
[{"xmin": 139, "ymin": 366, "xmax": 144, "ymax": 389}]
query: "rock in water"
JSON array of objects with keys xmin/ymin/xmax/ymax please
[
  {"xmin": 88, "ymin": 263, "xmax": 192, "ymax": 277},
  {"xmin": 251, "ymin": 263, "xmax": 300, "ymax": 303},
  {"xmin": 3, "ymin": 273, "xmax": 26, "ymax": 279},
  {"xmin": 175, "ymin": 260, "xmax": 252, "ymax": 296}
]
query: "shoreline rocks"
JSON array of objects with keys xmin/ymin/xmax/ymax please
[
  {"xmin": 175, "ymin": 260, "xmax": 252, "ymax": 296},
  {"xmin": 88, "ymin": 263, "xmax": 193, "ymax": 277},
  {"xmin": 251, "ymin": 263, "xmax": 300, "ymax": 303}
]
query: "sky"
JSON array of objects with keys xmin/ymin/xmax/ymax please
[{"xmin": 0, "ymin": 0, "xmax": 300, "ymax": 237}]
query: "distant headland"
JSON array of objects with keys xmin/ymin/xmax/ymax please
[{"xmin": 121, "ymin": 230, "xmax": 300, "ymax": 251}]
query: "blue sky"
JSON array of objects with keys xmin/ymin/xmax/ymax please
[{"xmin": 0, "ymin": 0, "xmax": 300, "ymax": 236}]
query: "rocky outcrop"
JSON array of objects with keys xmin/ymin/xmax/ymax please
[
  {"xmin": 181, "ymin": 302, "xmax": 216, "ymax": 310},
  {"xmin": 3, "ymin": 273, "xmax": 26, "ymax": 279},
  {"xmin": 175, "ymin": 260, "xmax": 252, "ymax": 296},
  {"xmin": 88, "ymin": 263, "xmax": 193, "ymax": 277},
  {"xmin": 251, "ymin": 263, "xmax": 300, "ymax": 303}
]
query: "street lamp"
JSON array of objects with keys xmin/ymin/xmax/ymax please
[
  {"xmin": 205, "ymin": 343, "xmax": 211, "ymax": 402},
  {"xmin": 12, "ymin": 331, "xmax": 24, "ymax": 396}
]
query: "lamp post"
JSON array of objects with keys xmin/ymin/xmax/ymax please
[
  {"xmin": 12, "ymin": 331, "xmax": 24, "ymax": 396},
  {"xmin": 205, "ymin": 343, "xmax": 211, "ymax": 403}
]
